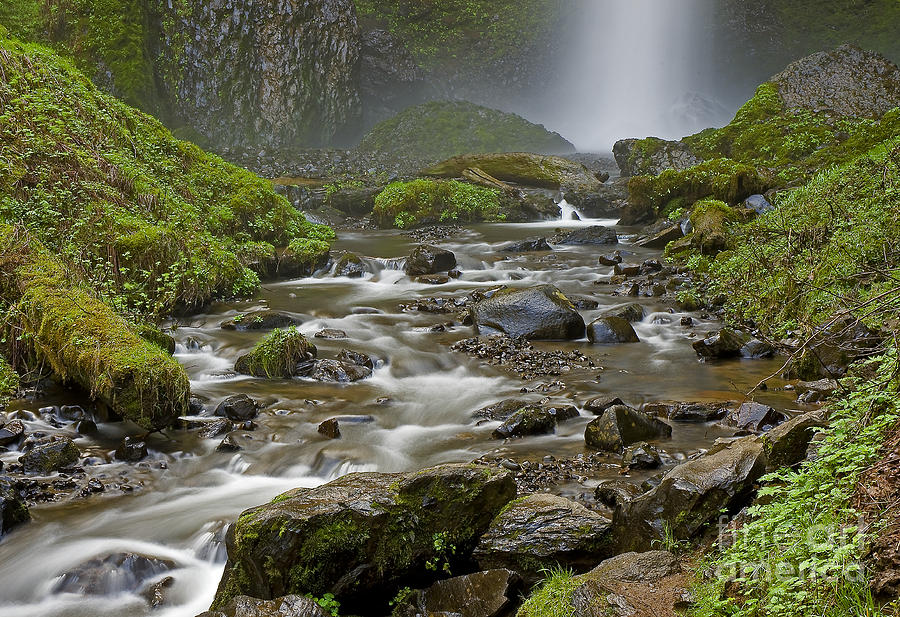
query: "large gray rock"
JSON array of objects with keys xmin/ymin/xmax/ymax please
[
  {"xmin": 586, "ymin": 317, "xmax": 639, "ymax": 344},
  {"xmin": 199, "ymin": 595, "xmax": 329, "ymax": 617},
  {"xmin": 155, "ymin": 0, "xmax": 361, "ymax": 150},
  {"xmin": 771, "ymin": 44, "xmax": 900, "ymax": 119},
  {"xmin": 613, "ymin": 138, "xmax": 702, "ymax": 177},
  {"xmin": 692, "ymin": 329, "xmax": 747, "ymax": 360},
  {"xmin": 405, "ymin": 245, "xmax": 457, "ymax": 276},
  {"xmin": 584, "ymin": 405, "xmax": 671, "ymax": 453},
  {"xmin": 553, "ymin": 226, "xmax": 618, "ymax": 246},
  {"xmin": 491, "ymin": 406, "xmax": 556, "ymax": 440},
  {"xmin": 211, "ymin": 465, "xmax": 516, "ymax": 612},
  {"xmin": 642, "ymin": 401, "xmax": 731, "ymax": 423},
  {"xmin": 723, "ymin": 402, "xmax": 787, "ymax": 432},
  {"xmin": 473, "ymin": 494, "xmax": 612, "ymax": 583},
  {"xmin": 405, "ymin": 570, "xmax": 521, "ymax": 617},
  {"xmin": 0, "ymin": 479, "xmax": 29, "ymax": 537},
  {"xmin": 470, "ymin": 285, "xmax": 586, "ymax": 340}
]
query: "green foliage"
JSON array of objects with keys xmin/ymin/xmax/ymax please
[
  {"xmin": 306, "ymin": 593, "xmax": 340, "ymax": 617},
  {"xmin": 234, "ymin": 328, "xmax": 316, "ymax": 379},
  {"xmin": 652, "ymin": 523, "xmax": 692, "ymax": 555},
  {"xmin": 0, "ymin": 34, "xmax": 332, "ymax": 317},
  {"xmin": 517, "ymin": 566, "xmax": 578, "ymax": 617},
  {"xmin": 373, "ymin": 179, "xmax": 504, "ymax": 228},
  {"xmin": 690, "ymin": 350, "xmax": 900, "ymax": 617},
  {"xmin": 358, "ymin": 101, "xmax": 573, "ymax": 162},
  {"xmin": 353, "ymin": 0, "xmax": 563, "ymax": 71},
  {"xmin": 0, "ymin": 353, "xmax": 20, "ymax": 403},
  {"xmin": 424, "ymin": 531, "xmax": 456, "ymax": 574},
  {"xmin": 703, "ymin": 139, "xmax": 900, "ymax": 337}
]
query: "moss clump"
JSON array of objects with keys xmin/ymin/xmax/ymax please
[
  {"xmin": 358, "ymin": 101, "xmax": 573, "ymax": 162},
  {"xmin": 686, "ymin": 199, "xmax": 754, "ymax": 256},
  {"xmin": 626, "ymin": 159, "xmax": 773, "ymax": 223},
  {"xmin": 0, "ymin": 354, "xmax": 20, "ymax": 405},
  {"xmin": 234, "ymin": 328, "xmax": 317, "ymax": 379},
  {"xmin": 0, "ymin": 225, "xmax": 190, "ymax": 430},
  {"xmin": 373, "ymin": 179, "xmax": 504, "ymax": 229},
  {"xmin": 517, "ymin": 566, "xmax": 578, "ymax": 617},
  {"xmin": 0, "ymin": 34, "xmax": 333, "ymax": 316}
]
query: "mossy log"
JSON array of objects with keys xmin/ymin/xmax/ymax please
[{"xmin": 0, "ymin": 225, "xmax": 190, "ymax": 430}]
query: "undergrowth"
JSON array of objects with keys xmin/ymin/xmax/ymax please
[
  {"xmin": 373, "ymin": 179, "xmax": 504, "ymax": 229},
  {"xmin": 516, "ymin": 566, "xmax": 577, "ymax": 617}
]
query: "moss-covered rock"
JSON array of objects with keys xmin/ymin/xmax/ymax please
[
  {"xmin": 358, "ymin": 101, "xmax": 573, "ymax": 162},
  {"xmin": 211, "ymin": 464, "xmax": 516, "ymax": 613},
  {"xmin": 613, "ymin": 137, "xmax": 702, "ymax": 177},
  {"xmin": 423, "ymin": 152, "xmax": 600, "ymax": 193},
  {"xmin": 0, "ymin": 226, "xmax": 190, "ymax": 430},
  {"xmin": 687, "ymin": 199, "xmax": 755, "ymax": 255},
  {"xmin": 373, "ymin": 179, "xmax": 506, "ymax": 229},
  {"xmin": 233, "ymin": 328, "xmax": 317, "ymax": 379},
  {"xmin": 0, "ymin": 33, "xmax": 333, "ymax": 315}
]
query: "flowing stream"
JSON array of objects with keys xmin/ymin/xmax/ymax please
[{"xmin": 0, "ymin": 212, "xmax": 807, "ymax": 616}]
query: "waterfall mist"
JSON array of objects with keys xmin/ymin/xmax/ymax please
[{"xmin": 543, "ymin": 0, "xmax": 731, "ymax": 152}]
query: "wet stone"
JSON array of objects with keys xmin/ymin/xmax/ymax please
[
  {"xmin": 19, "ymin": 436, "xmax": 79, "ymax": 473},
  {"xmin": 216, "ymin": 433, "xmax": 243, "ymax": 453},
  {"xmin": 318, "ymin": 418, "xmax": 341, "ymax": 439},
  {"xmin": 220, "ymin": 311, "xmax": 303, "ymax": 331},
  {"xmin": 115, "ymin": 437, "xmax": 148, "ymax": 463},
  {"xmin": 492, "ymin": 406, "xmax": 556, "ymax": 439},
  {"xmin": 622, "ymin": 442, "xmax": 662, "ymax": 469},
  {"xmin": 0, "ymin": 419, "xmax": 25, "ymax": 446},
  {"xmin": 215, "ymin": 395, "xmax": 259, "ymax": 422},
  {"xmin": 314, "ymin": 328, "xmax": 348, "ymax": 339}
]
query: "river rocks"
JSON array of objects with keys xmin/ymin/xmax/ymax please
[
  {"xmin": 585, "ymin": 406, "xmax": 671, "ymax": 453},
  {"xmin": 155, "ymin": 0, "xmax": 361, "ymax": 151},
  {"xmin": 723, "ymin": 402, "xmax": 787, "ymax": 432},
  {"xmin": 583, "ymin": 397, "xmax": 625, "ymax": 415},
  {"xmin": 609, "ymin": 303, "xmax": 644, "ymax": 323},
  {"xmin": 337, "ymin": 349, "xmax": 375, "ymax": 371},
  {"xmin": 399, "ymin": 570, "xmax": 522, "ymax": 617},
  {"xmin": 200, "ymin": 594, "xmax": 331, "ymax": 617},
  {"xmin": 334, "ymin": 253, "xmax": 367, "ymax": 278},
  {"xmin": 234, "ymin": 329, "xmax": 318, "ymax": 379},
  {"xmin": 53, "ymin": 552, "xmax": 176, "ymax": 595},
  {"xmin": 306, "ymin": 359, "xmax": 372, "ymax": 382},
  {"xmin": 491, "ymin": 406, "xmax": 556, "ymax": 440},
  {"xmin": 594, "ymin": 480, "xmax": 644, "ymax": 509},
  {"xmin": 452, "ymin": 335, "xmax": 596, "ymax": 380},
  {"xmin": 473, "ymin": 400, "xmax": 530, "ymax": 421},
  {"xmin": 215, "ymin": 395, "xmax": 259, "ymax": 423},
  {"xmin": 220, "ymin": 312, "xmax": 303, "ymax": 332},
  {"xmin": 553, "ymin": 226, "xmax": 618, "ymax": 246},
  {"xmin": 19, "ymin": 436, "xmax": 79, "ymax": 473},
  {"xmin": 586, "ymin": 317, "xmax": 639, "ymax": 344},
  {"xmin": 314, "ymin": 328, "xmax": 348, "ymax": 340},
  {"xmin": 217, "ymin": 434, "xmax": 244, "ymax": 453},
  {"xmin": 0, "ymin": 419, "xmax": 25, "ymax": 446},
  {"xmin": 740, "ymin": 338, "xmax": 776, "ymax": 358},
  {"xmin": 212, "ymin": 464, "xmax": 516, "ymax": 612},
  {"xmin": 199, "ymin": 419, "xmax": 234, "ymax": 439},
  {"xmin": 643, "ymin": 401, "xmax": 731, "ymax": 423},
  {"xmin": 622, "ymin": 442, "xmax": 661, "ymax": 469},
  {"xmin": 501, "ymin": 237, "xmax": 552, "ymax": 253},
  {"xmin": 762, "ymin": 410, "xmax": 827, "ymax": 471},
  {"xmin": 405, "ymin": 245, "xmax": 458, "ymax": 276},
  {"xmin": 795, "ymin": 378, "xmax": 838, "ymax": 403},
  {"xmin": 317, "ymin": 419, "xmax": 341, "ymax": 439},
  {"xmin": 0, "ymin": 478, "xmax": 29, "ymax": 536},
  {"xmin": 770, "ymin": 44, "xmax": 900, "ymax": 119},
  {"xmin": 423, "ymin": 153, "xmax": 599, "ymax": 193},
  {"xmin": 634, "ymin": 224, "xmax": 685, "ymax": 249},
  {"xmin": 613, "ymin": 436, "xmax": 767, "ymax": 551},
  {"xmin": 115, "ymin": 437, "xmax": 148, "ymax": 462},
  {"xmin": 613, "ymin": 137, "xmax": 702, "ymax": 177},
  {"xmin": 474, "ymin": 494, "xmax": 612, "ymax": 583},
  {"xmin": 470, "ymin": 285, "xmax": 585, "ymax": 340},
  {"xmin": 692, "ymin": 329, "xmax": 747, "ymax": 360}
]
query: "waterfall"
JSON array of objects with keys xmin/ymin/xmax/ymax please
[{"xmin": 547, "ymin": 0, "xmax": 727, "ymax": 151}]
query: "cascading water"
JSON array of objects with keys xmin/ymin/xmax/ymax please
[{"xmin": 546, "ymin": 0, "xmax": 729, "ymax": 151}]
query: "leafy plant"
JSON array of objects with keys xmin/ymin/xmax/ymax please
[
  {"xmin": 306, "ymin": 593, "xmax": 340, "ymax": 617},
  {"xmin": 425, "ymin": 531, "xmax": 456, "ymax": 574}
]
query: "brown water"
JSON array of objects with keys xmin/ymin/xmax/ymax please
[{"xmin": 0, "ymin": 211, "xmax": 809, "ymax": 617}]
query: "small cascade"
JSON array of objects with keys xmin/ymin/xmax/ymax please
[{"xmin": 558, "ymin": 199, "xmax": 584, "ymax": 221}]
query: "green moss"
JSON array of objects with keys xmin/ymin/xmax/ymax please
[
  {"xmin": 373, "ymin": 179, "xmax": 504, "ymax": 228},
  {"xmin": 0, "ymin": 34, "xmax": 333, "ymax": 316},
  {"xmin": 234, "ymin": 328, "xmax": 316, "ymax": 379},
  {"xmin": 0, "ymin": 225, "xmax": 190, "ymax": 429},
  {"xmin": 0, "ymin": 353, "xmax": 20, "ymax": 404},
  {"xmin": 687, "ymin": 199, "xmax": 753, "ymax": 256},
  {"xmin": 358, "ymin": 101, "xmax": 573, "ymax": 162}
]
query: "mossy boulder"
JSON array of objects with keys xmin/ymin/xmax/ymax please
[
  {"xmin": 470, "ymin": 285, "xmax": 586, "ymax": 341},
  {"xmin": 0, "ymin": 226, "xmax": 190, "ymax": 431},
  {"xmin": 211, "ymin": 464, "xmax": 516, "ymax": 613},
  {"xmin": 613, "ymin": 137, "xmax": 702, "ymax": 177},
  {"xmin": 19, "ymin": 436, "xmax": 80, "ymax": 473},
  {"xmin": 373, "ymin": 179, "xmax": 506, "ymax": 229},
  {"xmin": 358, "ymin": 101, "xmax": 573, "ymax": 162},
  {"xmin": 221, "ymin": 312, "xmax": 304, "ymax": 332},
  {"xmin": 473, "ymin": 494, "xmax": 612, "ymax": 584},
  {"xmin": 687, "ymin": 199, "xmax": 755, "ymax": 255},
  {"xmin": 234, "ymin": 328, "xmax": 317, "ymax": 379},
  {"xmin": 423, "ymin": 152, "xmax": 601, "ymax": 193}
]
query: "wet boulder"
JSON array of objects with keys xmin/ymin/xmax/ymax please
[
  {"xmin": 470, "ymin": 285, "xmax": 585, "ymax": 340},
  {"xmin": 473, "ymin": 494, "xmax": 612, "ymax": 583},
  {"xmin": 608, "ymin": 303, "xmax": 644, "ymax": 323},
  {"xmin": 220, "ymin": 312, "xmax": 303, "ymax": 332},
  {"xmin": 115, "ymin": 437, "xmax": 148, "ymax": 462},
  {"xmin": 622, "ymin": 442, "xmax": 661, "ymax": 469},
  {"xmin": 211, "ymin": 464, "xmax": 516, "ymax": 612},
  {"xmin": 472, "ymin": 400, "xmax": 531, "ymax": 421},
  {"xmin": 723, "ymin": 402, "xmax": 787, "ymax": 432},
  {"xmin": 594, "ymin": 480, "xmax": 644, "ymax": 509},
  {"xmin": 692, "ymin": 329, "xmax": 747, "ymax": 360},
  {"xmin": 53, "ymin": 552, "xmax": 176, "ymax": 595},
  {"xmin": 500, "ymin": 237, "xmax": 552, "ymax": 253},
  {"xmin": 400, "ymin": 570, "xmax": 522, "ymax": 617},
  {"xmin": 306, "ymin": 359, "xmax": 372, "ymax": 382},
  {"xmin": 200, "ymin": 595, "xmax": 329, "ymax": 617},
  {"xmin": 613, "ymin": 436, "xmax": 767, "ymax": 551},
  {"xmin": 762, "ymin": 410, "xmax": 827, "ymax": 471},
  {"xmin": 642, "ymin": 401, "xmax": 731, "ymax": 423},
  {"xmin": 587, "ymin": 316, "xmax": 639, "ymax": 344},
  {"xmin": 234, "ymin": 329, "xmax": 318, "ymax": 379},
  {"xmin": 405, "ymin": 245, "xmax": 457, "ymax": 276},
  {"xmin": 317, "ymin": 419, "xmax": 341, "ymax": 439},
  {"xmin": 337, "ymin": 349, "xmax": 375, "ymax": 370},
  {"xmin": 583, "ymin": 396, "xmax": 625, "ymax": 415},
  {"xmin": 0, "ymin": 418, "xmax": 25, "ymax": 446},
  {"xmin": 796, "ymin": 378, "xmax": 839, "ymax": 403},
  {"xmin": 19, "ymin": 436, "xmax": 79, "ymax": 473},
  {"xmin": 741, "ymin": 338, "xmax": 776, "ymax": 358},
  {"xmin": 334, "ymin": 252, "xmax": 367, "ymax": 278},
  {"xmin": 634, "ymin": 224, "xmax": 684, "ymax": 249},
  {"xmin": 585, "ymin": 405, "xmax": 671, "ymax": 453},
  {"xmin": 0, "ymin": 478, "xmax": 29, "ymax": 536},
  {"xmin": 314, "ymin": 329, "xmax": 348, "ymax": 340},
  {"xmin": 215, "ymin": 395, "xmax": 259, "ymax": 422},
  {"xmin": 553, "ymin": 226, "xmax": 618, "ymax": 246},
  {"xmin": 491, "ymin": 406, "xmax": 555, "ymax": 439}
]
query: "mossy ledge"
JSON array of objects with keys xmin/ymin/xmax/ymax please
[{"xmin": 0, "ymin": 225, "xmax": 190, "ymax": 430}]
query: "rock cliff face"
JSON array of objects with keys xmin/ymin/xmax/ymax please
[{"xmin": 154, "ymin": 0, "xmax": 362, "ymax": 150}]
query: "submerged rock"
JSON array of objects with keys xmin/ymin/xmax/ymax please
[
  {"xmin": 470, "ymin": 285, "xmax": 585, "ymax": 340},
  {"xmin": 491, "ymin": 406, "xmax": 556, "ymax": 439},
  {"xmin": 115, "ymin": 437, "xmax": 148, "ymax": 463},
  {"xmin": 587, "ymin": 316, "xmax": 640, "ymax": 344},
  {"xmin": 584, "ymin": 405, "xmax": 671, "ymax": 453},
  {"xmin": 211, "ymin": 464, "xmax": 516, "ymax": 612},
  {"xmin": 0, "ymin": 479, "xmax": 29, "ymax": 536},
  {"xmin": 53, "ymin": 552, "xmax": 176, "ymax": 595},
  {"xmin": 553, "ymin": 226, "xmax": 618, "ymax": 246},
  {"xmin": 405, "ymin": 245, "xmax": 458, "ymax": 276},
  {"xmin": 474, "ymin": 494, "xmax": 612, "ymax": 583}
]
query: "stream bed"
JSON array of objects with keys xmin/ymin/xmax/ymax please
[{"xmin": 0, "ymin": 213, "xmax": 810, "ymax": 617}]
